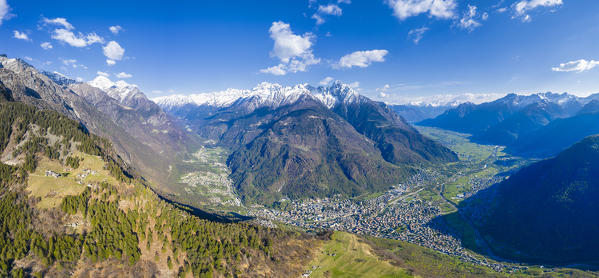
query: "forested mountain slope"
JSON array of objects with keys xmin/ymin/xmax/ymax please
[
  {"xmin": 463, "ymin": 135, "xmax": 599, "ymax": 264},
  {"xmin": 0, "ymin": 101, "xmax": 313, "ymax": 277}
]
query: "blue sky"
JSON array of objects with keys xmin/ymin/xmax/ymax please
[{"xmin": 1, "ymin": 0, "xmax": 598, "ymax": 103}]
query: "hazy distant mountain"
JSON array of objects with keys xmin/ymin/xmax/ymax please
[
  {"xmin": 465, "ymin": 135, "xmax": 599, "ymax": 264},
  {"xmin": 156, "ymin": 81, "xmax": 457, "ymax": 204},
  {"xmin": 420, "ymin": 92, "xmax": 594, "ymax": 148},
  {"xmin": 389, "ymin": 104, "xmax": 451, "ymax": 122},
  {"xmin": 508, "ymin": 101, "xmax": 599, "ymax": 157}
]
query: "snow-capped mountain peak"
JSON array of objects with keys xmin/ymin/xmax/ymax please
[
  {"xmin": 153, "ymin": 81, "xmax": 361, "ymax": 111},
  {"xmin": 88, "ymin": 75, "xmax": 143, "ymax": 104},
  {"xmin": 88, "ymin": 76, "xmax": 116, "ymax": 91}
]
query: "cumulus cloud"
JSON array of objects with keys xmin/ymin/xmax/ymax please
[
  {"xmin": 312, "ymin": 1, "xmax": 349, "ymax": 25},
  {"xmin": 44, "ymin": 17, "xmax": 105, "ymax": 48},
  {"xmin": 268, "ymin": 21, "xmax": 313, "ymax": 62},
  {"xmin": 103, "ymin": 41, "xmax": 125, "ymax": 64},
  {"xmin": 458, "ymin": 5, "xmax": 482, "ymax": 31},
  {"xmin": 97, "ymin": 71, "xmax": 109, "ymax": 77},
  {"xmin": 116, "ymin": 72, "xmax": 132, "ymax": 78},
  {"xmin": 40, "ymin": 42, "xmax": 53, "ymax": 50},
  {"xmin": 319, "ymin": 77, "xmax": 334, "ymax": 85},
  {"xmin": 318, "ymin": 4, "xmax": 342, "ymax": 15},
  {"xmin": 386, "ymin": 0, "xmax": 457, "ymax": 20},
  {"xmin": 513, "ymin": 0, "xmax": 562, "ymax": 22},
  {"xmin": 408, "ymin": 27, "xmax": 428, "ymax": 44},
  {"xmin": 42, "ymin": 17, "xmax": 74, "ymax": 30},
  {"xmin": 261, "ymin": 21, "xmax": 320, "ymax": 75},
  {"xmin": 109, "ymin": 25, "xmax": 123, "ymax": 34},
  {"xmin": 52, "ymin": 29, "xmax": 104, "ymax": 47},
  {"xmin": 551, "ymin": 59, "xmax": 599, "ymax": 73},
  {"xmin": 0, "ymin": 0, "xmax": 10, "ymax": 25},
  {"xmin": 336, "ymin": 49, "xmax": 388, "ymax": 68},
  {"xmin": 13, "ymin": 30, "xmax": 30, "ymax": 41},
  {"xmin": 106, "ymin": 59, "xmax": 116, "ymax": 66}
]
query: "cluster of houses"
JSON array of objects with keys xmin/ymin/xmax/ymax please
[
  {"xmin": 252, "ymin": 170, "xmax": 523, "ymax": 273},
  {"xmin": 45, "ymin": 170, "xmax": 61, "ymax": 178}
]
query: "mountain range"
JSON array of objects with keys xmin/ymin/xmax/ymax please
[
  {"xmin": 155, "ymin": 82, "xmax": 457, "ymax": 204},
  {"xmin": 0, "ymin": 55, "xmax": 456, "ymax": 206},
  {"xmin": 420, "ymin": 92, "xmax": 599, "ymax": 157}
]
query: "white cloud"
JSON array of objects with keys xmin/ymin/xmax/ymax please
[
  {"xmin": 62, "ymin": 58, "xmax": 77, "ymax": 65},
  {"xmin": 337, "ymin": 49, "xmax": 388, "ymax": 68},
  {"xmin": 76, "ymin": 77, "xmax": 83, "ymax": 82},
  {"xmin": 40, "ymin": 42, "xmax": 53, "ymax": 50},
  {"xmin": 52, "ymin": 29, "xmax": 104, "ymax": 47},
  {"xmin": 513, "ymin": 0, "xmax": 562, "ymax": 22},
  {"xmin": 551, "ymin": 59, "xmax": 599, "ymax": 73},
  {"xmin": 260, "ymin": 65, "xmax": 287, "ymax": 76},
  {"xmin": 377, "ymin": 84, "xmax": 391, "ymax": 97},
  {"xmin": 106, "ymin": 59, "xmax": 116, "ymax": 66},
  {"xmin": 116, "ymin": 72, "xmax": 132, "ymax": 78},
  {"xmin": 13, "ymin": 30, "xmax": 30, "ymax": 41},
  {"xmin": 86, "ymin": 33, "xmax": 104, "ymax": 44},
  {"xmin": 386, "ymin": 0, "xmax": 457, "ymax": 20},
  {"xmin": 45, "ymin": 17, "xmax": 104, "ymax": 48},
  {"xmin": 482, "ymin": 12, "xmax": 489, "ymax": 20},
  {"xmin": 312, "ymin": 13, "xmax": 325, "ymax": 25},
  {"xmin": 61, "ymin": 58, "xmax": 78, "ymax": 68},
  {"xmin": 312, "ymin": 1, "xmax": 348, "ymax": 24},
  {"xmin": 97, "ymin": 71, "xmax": 109, "ymax": 77},
  {"xmin": 42, "ymin": 17, "xmax": 74, "ymax": 30},
  {"xmin": 268, "ymin": 21, "xmax": 313, "ymax": 63},
  {"xmin": 318, "ymin": 4, "xmax": 342, "ymax": 16},
  {"xmin": 497, "ymin": 7, "xmax": 508, "ymax": 13},
  {"xmin": 319, "ymin": 77, "xmax": 334, "ymax": 85},
  {"xmin": 0, "ymin": 0, "xmax": 9, "ymax": 26},
  {"xmin": 261, "ymin": 21, "xmax": 320, "ymax": 75},
  {"xmin": 109, "ymin": 25, "xmax": 123, "ymax": 34},
  {"xmin": 24, "ymin": 56, "xmax": 32, "ymax": 61},
  {"xmin": 103, "ymin": 41, "xmax": 125, "ymax": 62},
  {"xmin": 349, "ymin": 81, "xmax": 360, "ymax": 89},
  {"xmin": 408, "ymin": 27, "xmax": 428, "ymax": 44},
  {"xmin": 458, "ymin": 5, "xmax": 481, "ymax": 31}
]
